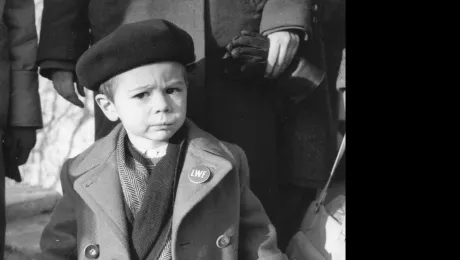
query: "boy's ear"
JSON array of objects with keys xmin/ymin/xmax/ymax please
[{"xmin": 95, "ymin": 94, "xmax": 119, "ymax": 122}]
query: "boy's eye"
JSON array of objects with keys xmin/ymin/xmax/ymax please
[
  {"xmin": 133, "ymin": 92, "xmax": 149, "ymax": 99},
  {"xmin": 165, "ymin": 87, "xmax": 181, "ymax": 94}
]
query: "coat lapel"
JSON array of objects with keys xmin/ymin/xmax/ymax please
[
  {"xmin": 171, "ymin": 120, "xmax": 233, "ymax": 257},
  {"xmin": 72, "ymin": 124, "xmax": 130, "ymax": 253}
]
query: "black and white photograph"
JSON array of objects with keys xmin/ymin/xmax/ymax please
[{"xmin": 1, "ymin": 0, "xmax": 345, "ymax": 259}]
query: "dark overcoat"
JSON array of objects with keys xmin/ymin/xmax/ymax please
[
  {"xmin": 37, "ymin": 0, "xmax": 334, "ymax": 226},
  {"xmin": 38, "ymin": 120, "xmax": 287, "ymax": 260},
  {"xmin": 1, "ymin": 0, "xmax": 41, "ymax": 179},
  {"xmin": 1, "ymin": 0, "xmax": 41, "ymax": 257}
]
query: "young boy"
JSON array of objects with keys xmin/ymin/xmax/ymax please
[{"xmin": 38, "ymin": 19, "xmax": 287, "ymax": 260}]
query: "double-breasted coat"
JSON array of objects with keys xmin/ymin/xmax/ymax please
[
  {"xmin": 39, "ymin": 120, "xmax": 287, "ymax": 260},
  {"xmin": 37, "ymin": 0, "xmax": 334, "ymax": 229}
]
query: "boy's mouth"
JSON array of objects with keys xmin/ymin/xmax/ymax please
[{"xmin": 150, "ymin": 122, "xmax": 174, "ymax": 129}]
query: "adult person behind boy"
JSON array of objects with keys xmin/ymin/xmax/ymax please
[
  {"xmin": 0, "ymin": 0, "xmax": 41, "ymax": 257},
  {"xmin": 221, "ymin": 8, "xmax": 335, "ymax": 248},
  {"xmin": 38, "ymin": 19, "xmax": 287, "ymax": 260}
]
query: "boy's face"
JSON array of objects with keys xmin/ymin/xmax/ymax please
[{"xmin": 96, "ymin": 62, "xmax": 187, "ymax": 147}]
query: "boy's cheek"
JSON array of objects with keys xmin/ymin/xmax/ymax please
[
  {"xmin": 173, "ymin": 96, "xmax": 187, "ymax": 111},
  {"xmin": 117, "ymin": 99, "xmax": 140, "ymax": 114}
]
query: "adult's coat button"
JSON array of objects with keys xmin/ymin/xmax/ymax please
[
  {"xmin": 216, "ymin": 234, "xmax": 231, "ymax": 248},
  {"xmin": 85, "ymin": 244, "xmax": 100, "ymax": 259}
]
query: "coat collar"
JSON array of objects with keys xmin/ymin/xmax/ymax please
[
  {"xmin": 71, "ymin": 119, "xmax": 231, "ymax": 175},
  {"xmin": 72, "ymin": 120, "xmax": 233, "ymax": 254}
]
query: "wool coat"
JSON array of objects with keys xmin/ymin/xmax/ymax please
[{"xmin": 38, "ymin": 120, "xmax": 287, "ymax": 260}]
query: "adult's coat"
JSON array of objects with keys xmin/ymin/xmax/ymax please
[{"xmin": 1, "ymin": 0, "xmax": 40, "ymax": 257}]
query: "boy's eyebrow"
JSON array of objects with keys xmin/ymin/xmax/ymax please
[
  {"xmin": 129, "ymin": 79, "xmax": 186, "ymax": 92},
  {"xmin": 164, "ymin": 79, "xmax": 186, "ymax": 86},
  {"xmin": 128, "ymin": 85, "xmax": 151, "ymax": 92}
]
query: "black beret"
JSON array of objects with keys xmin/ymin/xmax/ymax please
[{"xmin": 76, "ymin": 19, "xmax": 195, "ymax": 91}]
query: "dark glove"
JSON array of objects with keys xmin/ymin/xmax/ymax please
[
  {"xmin": 4, "ymin": 127, "xmax": 37, "ymax": 166},
  {"xmin": 222, "ymin": 31, "xmax": 270, "ymax": 81}
]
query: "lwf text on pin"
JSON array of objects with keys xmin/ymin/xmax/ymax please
[{"xmin": 190, "ymin": 169, "xmax": 207, "ymax": 178}]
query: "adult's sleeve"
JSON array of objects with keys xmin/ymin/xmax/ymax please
[
  {"xmin": 4, "ymin": 0, "xmax": 42, "ymax": 128},
  {"xmin": 260, "ymin": 0, "xmax": 313, "ymax": 38},
  {"xmin": 37, "ymin": 0, "xmax": 91, "ymax": 80}
]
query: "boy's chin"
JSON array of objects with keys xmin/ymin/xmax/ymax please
[{"xmin": 144, "ymin": 130, "xmax": 176, "ymax": 142}]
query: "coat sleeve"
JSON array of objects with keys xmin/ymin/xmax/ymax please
[
  {"xmin": 4, "ymin": 0, "xmax": 42, "ymax": 128},
  {"xmin": 260, "ymin": 0, "xmax": 325, "ymax": 103},
  {"xmin": 260, "ymin": 0, "xmax": 312, "ymax": 38},
  {"xmin": 235, "ymin": 145, "xmax": 287, "ymax": 260},
  {"xmin": 38, "ymin": 160, "xmax": 78, "ymax": 260},
  {"xmin": 37, "ymin": 0, "xmax": 90, "ymax": 80}
]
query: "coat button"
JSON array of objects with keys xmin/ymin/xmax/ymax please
[
  {"xmin": 313, "ymin": 17, "xmax": 318, "ymax": 24},
  {"xmin": 313, "ymin": 4, "xmax": 319, "ymax": 12},
  {"xmin": 84, "ymin": 244, "xmax": 100, "ymax": 259},
  {"xmin": 216, "ymin": 234, "xmax": 231, "ymax": 248}
]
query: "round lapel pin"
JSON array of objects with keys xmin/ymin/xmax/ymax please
[{"xmin": 189, "ymin": 165, "xmax": 211, "ymax": 184}]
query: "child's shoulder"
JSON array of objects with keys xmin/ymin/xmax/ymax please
[
  {"xmin": 186, "ymin": 124, "xmax": 250, "ymax": 187},
  {"xmin": 215, "ymin": 140, "xmax": 246, "ymax": 162},
  {"xmin": 63, "ymin": 124, "xmax": 122, "ymax": 178},
  {"xmin": 186, "ymin": 120, "xmax": 247, "ymax": 164}
]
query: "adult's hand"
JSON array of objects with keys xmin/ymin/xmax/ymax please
[
  {"xmin": 5, "ymin": 127, "xmax": 37, "ymax": 166},
  {"xmin": 265, "ymin": 31, "xmax": 300, "ymax": 79},
  {"xmin": 51, "ymin": 70, "xmax": 85, "ymax": 108},
  {"xmin": 222, "ymin": 31, "xmax": 270, "ymax": 81}
]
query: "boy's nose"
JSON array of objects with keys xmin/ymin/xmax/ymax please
[{"xmin": 152, "ymin": 93, "xmax": 171, "ymax": 113}]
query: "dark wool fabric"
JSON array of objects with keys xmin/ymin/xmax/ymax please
[
  {"xmin": 122, "ymin": 141, "xmax": 171, "ymax": 260},
  {"xmin": 119, "ymin": 126, "xmax": 187, "ymax": 260},
  {"xmin": 123, "ymin": 141, "xmax": 162, "ymax": 226},
  {"xmin": 120, "ymin": 140, "xmax": 162, "ymax": 218}
]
